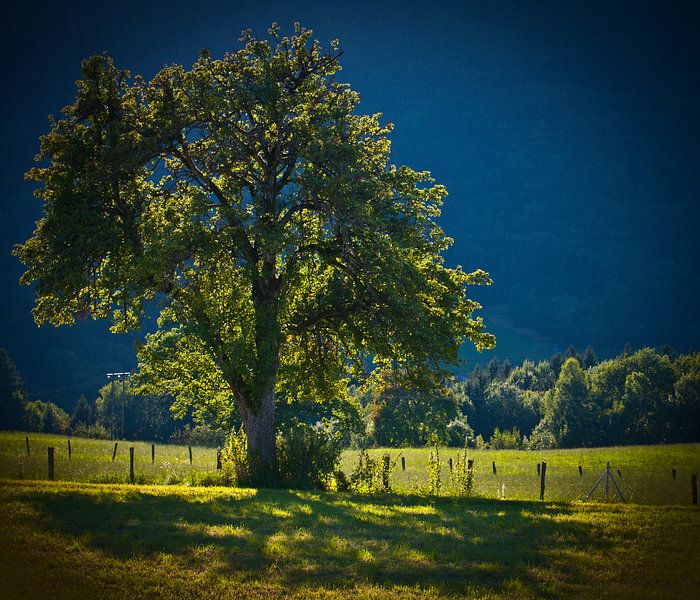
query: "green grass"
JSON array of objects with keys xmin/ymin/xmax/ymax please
[
  {"xmin": 1, "ymin": 479, "xmax": 698, "ymax": 599},
  {"xmin": 2, "ymin": 432, "xmax": 699, "ymax": 504},
  {"xmin": 341, "ymin": 445, "xmax": 700, "ymax": 504},
  {"xmin": 0, "ymin": 431, "xmax": 220, "ymax": 485}
]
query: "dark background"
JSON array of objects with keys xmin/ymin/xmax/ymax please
[{"xmin": 1, "ymin": 0, "xmax": 699, "ymax": 408}]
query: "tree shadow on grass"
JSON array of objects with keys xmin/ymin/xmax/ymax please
[{"xmin": 18, "ymin": 486, "xmax": 610, "ymax": 597}]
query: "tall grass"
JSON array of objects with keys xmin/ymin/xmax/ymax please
[{"xmin": 2, "ymin": 432, "xmax": 699, "ymax": 504}]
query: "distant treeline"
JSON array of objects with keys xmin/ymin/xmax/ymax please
[
  {"xmin": 353, "ymin": 345, "xmax": 700, "ymax": 449},
  {"xmin": 2, "ymin": 345, "xmax": 699, "ymax": 449}
]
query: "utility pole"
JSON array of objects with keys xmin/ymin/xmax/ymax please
[{"xmin": 106, "ymin": 372, "xmax": 131, "ymax": 440}]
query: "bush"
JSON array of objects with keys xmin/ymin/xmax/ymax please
[
  {"xmin": 489, "ymin": 427, "xmax": 523, "ymax": 449},
  {"xmin": 276, "ymin": 421, "xmax": 344, "ymax": 490},
  {"xmin": 219, "ymin": 428, "xmax": 249, "ymax": 486},
  {"xmin": 71, "ymin": 422, "xmax": 110, "ymax": 439},
  {"xmin": 447, "ymin": 416, "xmax": 474, "ymax": 447},
  {"xmin": 220, "ymin": 421, "xmax": 345, "ymax": 490},
  {"xmin": 22, "ymin": 400, "xmax": 69, "ymax": 433},
  {"xmin": 349, "ymin": 449, "xmax": 398, "ymax": 493}
]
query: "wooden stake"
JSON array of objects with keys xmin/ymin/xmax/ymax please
[
  {"xmin": 448, "ymin": 457, "xmax": 453, "ymax": 472},
  {"xmin": 25, "ymin": 436, "xmax": 30, "ymax": 457},
  {"xmin": 112, "ymin": 442, "xmax": 118, "ymax": 461},
  {"xmin": 188, "ymin": 446, "xmax": 193, "ymax": 465},
  {"xmin": 540, "ymin": 461, "xmax": 547, "ymax": 501},
  {"xmin": 151, "ymin": 444, "xmax": 155, "ymax": 464},
  {"xmin": 537, "ymin": 462, "xmax": 540, "ymax": 476},
  {"xmin": 216, "ymin": 450, "xmax": 222, "ymax": 471},
  {"xmin": 401, "ymin": 456, "xmax": 406, "ymax": 471},
  {"xmin": 672, "ymin": 468, "xmax": 677, "ymax": 480},
  {"xmin": 578, "ymin": 465, "xmax": 583, "ymax": 476},
  {"xmin": 692, "ymin": 474, "xmax": 698, "ymax": 505},
  {"xmin": 48, "ymin": 447, "xmax": 54, "ymax": 481},
  {"xmin": 129, "ymin": 447, "xmax": 135, "ymax": 483},
  {"xmin": 492, "ymin": 461, "xmax": 497, "ymax": 475},
  {"xmin": 67, "ymin": 439, "xmax": 71, "ymax": 460}
]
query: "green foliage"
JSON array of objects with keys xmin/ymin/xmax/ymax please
[
  {"xmin": 276, "ymin": 421, "xmax": 344, "ymax": 490},
  {"xmin": 446, "ymin": 416, "xmax": 474, "ymax": 447},
  {"xmin": 349, "ymin": 449, "xmax": 397, "ymax": 493},
  {"xmin": 0, "ymin": 348, "xmax": 26, "ymax": 430},
  {"xmin": 448, "ymin": 446, "xmax": 475, "ymax": 497},
  {"xmin": 220, "ymin": 428, "xmax": 249, "ymax": 486},
  {"xmin": 489, "ymin": 427, "xmax": 522, "ymax": 449},
  {"xmin": 426, "ymin": 446, "xmax": 441, "ymax": 495},
  {"xmin": 16, "ymin": 24, "xmax": 494, "ymax": 481},
  {"xmin": 71, "ymin": 422, "xmax": 110, "ymax": 439},
  {"xmin": 22, "ymin": 400, "xmax": 69, "ymax": 434},
  {"xmin": 369, "ymin": 376, "xmax": 458, "ymax": 447},
  {"xmin": 70, "ymin": 394, "xmax": 94, "ymax": 430}
]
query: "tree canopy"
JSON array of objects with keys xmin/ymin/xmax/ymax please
[{"xmin": 15, "ymin": 24, "xmax": 494, "ymax": 483}]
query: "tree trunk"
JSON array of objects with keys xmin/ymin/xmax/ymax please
[
  {"xmin": 241, "ymin": 374, "xmax": 277, "ymax": 486},
  {"xmin": 245, "ymin": 276, "xmax": 280, "ymax": 486}
]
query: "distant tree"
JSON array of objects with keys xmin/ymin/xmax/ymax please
[
  {"xmin": 658, "ymin": 344, "xmax": 677, "ymax": 360},
  {"xmin": 581, "ymin": 345, "xmax": 598, "ymax": 369},
  {"xmin": 0, "ymin": 348, "xmax": 25, "ymax": 430},
  {"xmin": 370, "ymin": 372, "xmax": 459, "ymax": 447},
  {"xmin": 22, "ymin": 401, "xmax": 45, "ymax": 432},
  {"xmin": 541, "ymin": 358, "xmax": 592, "ymax": 447},
  {"xmin": 22, "ymin": 400, "xmax": 69, "ymax": 433},
  {"xmin": 589, "ymin": 349, "xmax": 676, "ymax": 445},
  {"xmin": 15, "ymin": 25, "xmax": 494, "ymax": 484},
  {"xmin": 481, "ymin": 380, "xmax": 538, "ymax": 439},
  {"xmin": 42, "ymin": 402, "xmax": 69, "ymax": 434},
  {"xmin": 487, "ymin": 358, "xmax": 501, "ymax": 380},
  {"xmin": 549, "ymin": 352, "xmax": 564, "ymax": 378},
  {"xmin": 499, "ymin": 359, "xmax": 513, "ymax": 379},
  {"xmin": 70, "ymin": 394, "xmax": 94, "ymax": 430},
  {"xmin": 565, "ymin": 345, "xmax": 580, "ymax": 364}
]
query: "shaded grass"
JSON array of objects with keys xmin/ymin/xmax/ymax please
[{"xmin": 1, "ymin": 480, "xmax": 699, "ymax": 599}]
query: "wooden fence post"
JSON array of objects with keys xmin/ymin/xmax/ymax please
[
  {"xmin": 382, "ymin": 454, "xmax": 390, "ymax": 490},
  {"xmin": 188, "ymin": 446, "xmax": 193, "ymax": 465},
  {"xmin": 692, "ymin": 474, "xmax": 697, "ymax": 505},
  {"xmin": 492, "ymin": 461, "xmax": 497, "ymax": 475},
  {"xmin": 151, "ymin": 444, "xmax": 155, "ymax": 464},
  {"xmin": 48, "ymin": 447, "xmax": 54, "ymax": 481},
  {"xmin": 537, "ymin": 462, "xmax": 540, "ymax": 476},
  {"xmin": 25, "ymin": 436, "xmax": 30, "ymax": 457},
  {"xmin": 112, "ymin": 442, "xmax": 118, "ymax": 461},
  {"xmin": 672, "ymin": 468, "xmax": 677, "ymax": 480},
  {"xmin": 540, "ymin": 461, "xmax": 547, "ymax": 501},
  {"xmin": 129, "ymin": 447, "xmax": 135, "ymax": 483},
  {"xmin": 617, "ymin": 469, "xmax": 622, "ymax": 479},
  {"xmin": 578, "ymin": 465, "xmax": 583, "ymax": 476},
  {"xmin": 401, "ymin": 456, "xmax": 406, "ymax": 471},
  {"xmin": 216, "ymin": 450, "xmax": 222, "ymax": 471},
  {"xmin": 67, "ymin": 439, "xmax": 72, "ymax": 460},
  {"xmin": 448, "ymin": 458, "xmax": 453, "ymax": 472}
]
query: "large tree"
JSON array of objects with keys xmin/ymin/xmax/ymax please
[{"xmin": 15, "ymin": 24, "xmax": 494, "ymax": 484}]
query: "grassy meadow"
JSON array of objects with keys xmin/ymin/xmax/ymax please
[
  {"xmin": 1, "ymin": 432, "xmax": 698, "ymax": 504},
  {"xmin": 1, "ymin": 479, "xmax": 699, "ymax": 599}
]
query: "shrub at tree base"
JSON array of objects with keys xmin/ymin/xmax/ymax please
[{"xmin": 221, "ymin": 421, "xmax": 345, "ymax": 490}]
